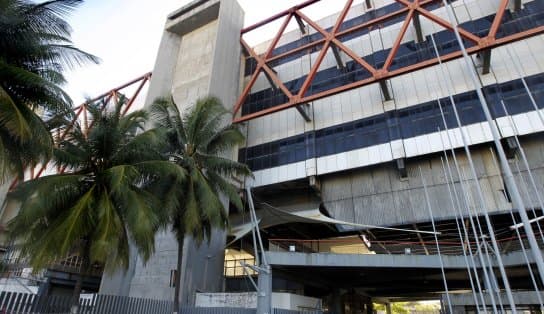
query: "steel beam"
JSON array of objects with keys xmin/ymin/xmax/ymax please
[
  {"xmin": 233, "ymin": 0, "xmax": 544, "ymax": 123},
  {"xmin": 17, "ymin": 74, "xmax": 151, "ymax": 185},
  {"xmin": 234, "ymin": 26, "xmax": 544, "ymax": 123}
]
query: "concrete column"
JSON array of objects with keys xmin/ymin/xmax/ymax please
[
  {"xmin": 256, "ymin": 265, "xmax": 272, "ymax": 314},
  {"xmin": 385, "ymin": 302, "xmax": 392, "ymax": 314},
  {"xmin": 330, "ymin": 288, "xmax": 344, "ymax": 314}
]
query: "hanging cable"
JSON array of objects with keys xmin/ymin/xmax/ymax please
[
  {"xmin": 502, "ymin": 46, "xmax": 544, "ymax": 126},
  {"xmin": 488, "ymin": 147, "xmax": 544, "ymax": 311},
  {"xmin": 419, "ymin": 166, "xmax": 453, "ymax": 313},
  {"xmin": 442, "ymin": 0, "xmax": 544, "ymax": 295},
  {"xmin": 429, "ymin": 7, "xmax": 519, "ymax": 307},
  {"xmin": 439, "ymin": 155, "xmax": 484, "ymax": 312},
  {"xmin": 429, "ymin": 30, "xmax": 499, "ymax": 310},
  {"xmin": 498, "ymin": 100, "xmax": 544, "ymax": 243}
]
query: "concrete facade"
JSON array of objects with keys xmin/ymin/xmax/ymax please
[
  {"xmin": 100, "ymin": 0, "xmax": 544, "ymax": 311},
  {"xmin": 321, "ymin": 137, "xmax": 544, "ymax": 227}
]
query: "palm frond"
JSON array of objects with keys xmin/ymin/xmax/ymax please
[{"xmin": 204, "ymin": 124, "xmax": 246, "ymax": 154}]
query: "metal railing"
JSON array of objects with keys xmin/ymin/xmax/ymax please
[
  {"xmin": 268, "ymin": 235, "xmax": 540, "ymax": 256},
  {"xmin": 0, "ymin": 292, "xmax": 323, "ymax": 314}
]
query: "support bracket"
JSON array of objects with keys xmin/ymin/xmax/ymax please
[
  {"xmin": 412, "ymin": 12, "xmax": 424, "ymax": 43},
  {"xmin": 477, "ymin": 49, "xmax": 492, "ymax": 74},
  {"xmin": 296, "ymin": 103, "xmax": 312, "ymax": 122},
  {"xmin": 502, "ymin": 136, "xmax": 519, "ymax": 159},
  {"xmin": 263, "ymin": 69, "xmax": 279, "ymax": 93},
  {"xmin": 331, "ymin": 44, "xmax": 346, "ymax": 71},
  {"xmin": 309, "ymin": 175, "xmax": 321, "ymax": 196},
  {"xmin": 396, "ymin": 158, "xmax": 407, "ymax": 179},
  {"xmin": 380, "ymin": 80, "xmax": 393, "ymax": 102},
  {"xmin": 294, "ymin": 15, "xmax": 307, "ymax": 35}
]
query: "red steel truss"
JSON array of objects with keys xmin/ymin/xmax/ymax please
[
  {"xmin": 10, "ymin": 73, "xmax": 152, "ymax": 189},
  {"xmin": 233, "ymin": 0, "xmax": 544, "ymax": 123}
]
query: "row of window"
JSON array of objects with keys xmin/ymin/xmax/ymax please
[
  {"xmin": 238, "ymin": 73, "xmax": 544, "ymax": 171},
  {"xmin": 241, "ymin": 0, "xmax": 544, "ymax": 116}
]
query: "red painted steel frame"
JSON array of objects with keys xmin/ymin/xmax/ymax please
[
  {"xmin": 233, "ymin": 0, "xmax": 543, "ymax": 123},
  {"xmin": 9, "ymin": 73, "xmax": 152, "ymax": 190}
]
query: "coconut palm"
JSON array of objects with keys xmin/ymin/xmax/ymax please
[
  {"xmin": 0, "ymin": 0, "xmax": 99, "ymax": 182},
  {"xmin": 8, "ymin": 98, "xmax": 184, "ymax": 308},
  {"xmin": 150, "ymin": 96, "xmax": 252, "ymax": 311}
]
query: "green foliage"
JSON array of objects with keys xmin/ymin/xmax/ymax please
[
  {"xmin": 8, "ymin": 99, "xmax": 185, "ymax": 273},
  {"xmin": 0, "ymin": 0, "xmax": 99, "ymax": 181},
  {"xmin": 150, "ymin": 96, "xmax": 252, "ymax": 243},
  {"xmin": 373, "ymin": 302, "xmax": 441, "ymax": 314}
]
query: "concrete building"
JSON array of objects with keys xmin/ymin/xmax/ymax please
[{"xmin": 102, "ymin": 0, "xmax": 544, "ymax": 312}]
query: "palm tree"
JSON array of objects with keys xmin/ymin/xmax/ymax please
[
  {"xmin": 150, "ymin": 96, "xmax": 251, "ymax": 311},
  {"xmin": 0, "ymin": 0, "xmax": 99, "ymax": 182},
  {"xmin": 8, "ymin": 99, "xmax": 184, "ymax": 309}
]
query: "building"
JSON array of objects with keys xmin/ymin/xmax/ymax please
[{"xmin": 2, "ymin": 0, "xmax": 543, "ymax": 312}]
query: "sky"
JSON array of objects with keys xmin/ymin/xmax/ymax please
[{"xmin": 63, "ymin": 0, "xmax": 356, "ymax": 105}]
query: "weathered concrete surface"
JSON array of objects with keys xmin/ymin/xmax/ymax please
[
  {"xmin": 321, "ymin": 137, "xmax": 544, "ymax": 227},
  {"xmin": 100, "ymin": 0, "xmax": 245, "ymax": 305}
]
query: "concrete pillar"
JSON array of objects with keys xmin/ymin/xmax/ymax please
[
  {"xmin": 385, "ymin": 302, "xmax": 392, "ymax": 314},
  {"xmin": 330, "ymin": 288, "xmax": 344, "ymax": 314},
  {"xmin": 99, "ymin": 0, "xmax": 245, "ymax": 303},
  {"xmin": 256, "ymin": 265, "xmax": 272, "ymax": 314}
]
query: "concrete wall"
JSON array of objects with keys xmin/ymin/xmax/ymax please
[
  {"xmin": 321, "ymin": 135, "xmax": 544, "ymax": 227},
  {"xmin": 195, "ymin": 292, "xmax": 322, "ymax": 311}
]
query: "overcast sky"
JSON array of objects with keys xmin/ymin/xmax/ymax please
[{"xmin": 63, "ymin": 0, "xmax": 356, "ymax": 105}]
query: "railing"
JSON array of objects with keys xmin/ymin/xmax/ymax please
[
  {"xmin": 0, "ymin": 292, "xmax": 323, "ymax": 314},
  {"xmin": 268, "ymin": 234, "xmax": 539, "ymax": 256},
  {"xmin": 0, "ymin": 292, "xmax": 172, "ymax": 314},
  {"xmin": 1, "ymin": 256, "xmax": 103, "ymax": 279}
]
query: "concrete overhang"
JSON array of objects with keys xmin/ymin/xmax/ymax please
[
  {"xmin": 265, "ymin": 250, "xmax": 542, "ymax": 269},
  {"xmin": 166, "ymin": 0, "xmax": 220, "ymax": 36}
]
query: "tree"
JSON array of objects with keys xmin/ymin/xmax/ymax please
[
  {"xmin": 0, "ymin": 0, "xmax": 99, "ymax": 182},
  {"xmin": 8, "ymin": 98, "xmax": 184, "ymax": 310},
  {"xmin": 150, "ymin": 96, "xmax": 251, "ymax": 311}
]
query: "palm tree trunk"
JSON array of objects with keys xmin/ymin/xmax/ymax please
[
  {"xmin": 71, "ymin": 241, "xmax": 91, "ymax": 313},
  {"xmin": 173, "ymin": 235, "xmax": 184, "ymax": 314}
]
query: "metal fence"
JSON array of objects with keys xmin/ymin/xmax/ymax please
[
  {"xmin": 0, "ymin": 292, "xmax": 173, "ymax": 313},
  {"xmin": 0, "ymin": 292, "xmax": 323, "ymax": 314},
  {"xmin": 179, "ymin": 309, "xmax": 322, "ymax": 314}
]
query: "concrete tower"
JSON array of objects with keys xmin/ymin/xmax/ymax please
[{"xmin": 99, "ymin": 0, "xmax": 244, "ymax": 305}]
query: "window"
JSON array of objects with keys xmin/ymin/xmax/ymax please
[{"xmin": 239, "ymin": 73, "xmax": 544, "ymax": 171}]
